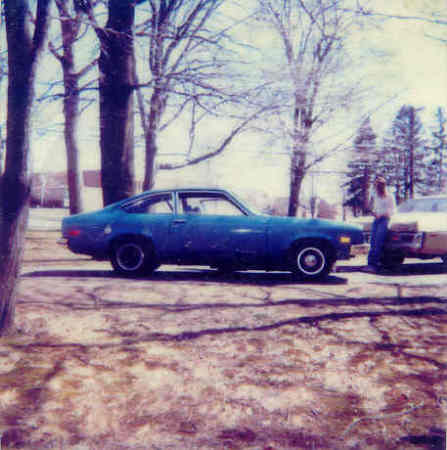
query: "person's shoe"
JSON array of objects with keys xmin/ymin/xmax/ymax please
[{"xmin": 362, "ymin": 265, "xmax": 378, "ymax": 273}]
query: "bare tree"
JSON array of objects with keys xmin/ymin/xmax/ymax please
[
  {"xmin": 256, "ymin": 0, "xmax": 367, "ymax": 216},
  {"xmin": 360, "ymin": 6, "xmax": 447, "ymax": 44},
  {"xmin": 0, "ymin": 0, "xmax": 51, "ymax": 336},
  {"xmin": 134, "ymin": 0, "xmax": 269, "ymax": 189},
  {"xmin": 49, "ymin": 0, "xmax": 97, "ymax": 214}
]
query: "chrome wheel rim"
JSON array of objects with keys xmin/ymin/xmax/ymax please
[{"xmin": 297, "ymin": 247, "xmax": 325, "ymax": 276}]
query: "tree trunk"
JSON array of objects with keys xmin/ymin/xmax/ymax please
[
  {"xmin": 143, "ymin": 131, "xmax": 157, "ymax": 192},
  {"xmin": 143, "ymin": 88, "xmax": 165, "ymax": 191},
  {"xmin": 288, "ymin": 150, "xmax": 306, "ymax": 217},
  {"xmin": 288, "ymin": 101, "xmax": 309, "ymax": 217},
  {"xmin": 64, "ymin": 80, "xmax": 84, "ymax": 215},
  {"xmin": 362, "ymin": 165, "xmax": 370, "ymax": 215},
  {"xmin": 97, "ymin": 0, "xmax": 135, "ymax": 206},
  {"xmin": 57, "ymin": 1, "xmax": 84, "ymax": 215},
  {"xmin": 0, "ymin": 0, "xmax": 51, "ymax": 336},
  {"xmin": 0, "ymin": 125, "xmax": 5, "ymax": 173}
]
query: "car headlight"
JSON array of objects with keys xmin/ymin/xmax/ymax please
[{"xmin": 339, "ymin": 235, "xmax": 351, "ymax": 244}]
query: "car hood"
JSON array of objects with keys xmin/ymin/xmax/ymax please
[
  {"xmin": 350, "ymin": 216, "xmax": 374, "ymax": 231},
  {"xmin": 389, "ymin": 212, "xmax": 447, "ymax": 232},
  {"xmin": 265, "ymin": 215, "xmax": 363, "ymax": 234}
]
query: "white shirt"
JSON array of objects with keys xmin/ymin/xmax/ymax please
[{"xmin": 371, "ymin": 193, "xmax": 396, "ymax": 218}]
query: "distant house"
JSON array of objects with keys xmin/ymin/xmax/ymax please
[
  {"xmin": 82, "ymin": 169, "xmax": 101, "ymax": 188},
  {"xmin": 31, "ymin": 170, "xmax": 145, "ymax": 210},
  {"xmin": 31, "ymin": 172, "xmax": 67, "ymax": 208},
  {"xmin": 31, "ymin": 170, "xmax": 103, "ymax": 209}
]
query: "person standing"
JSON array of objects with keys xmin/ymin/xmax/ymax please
[{"xmin": 363, "ymin": 176, "xmax": 396, "ymax": 273}]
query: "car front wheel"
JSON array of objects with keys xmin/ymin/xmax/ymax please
[
  {"xmin": 291, "ymin": 243, "xmax": 331, "ymax": 280},
  {"xmin": 111, "ymin": 238, "xmax": 156, "ymax": 276}
]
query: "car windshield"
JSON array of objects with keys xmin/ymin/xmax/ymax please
[
  {"xmin": 229, "ymin": 191, "xmax": 263, "ymax": 215},
  {"xmin": 398, "ymin": 198, "xmax": 447, "ymax": 213}
]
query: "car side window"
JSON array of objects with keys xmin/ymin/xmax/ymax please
[
  {"xmin": 123, "ymin": 194, "xmax": 173, "ymax": 214},
  {"xmin": 178, "ymin": 193, "xmax": 245, "ymax": 216}
]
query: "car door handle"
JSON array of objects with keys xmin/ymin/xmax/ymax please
[{"xmin": 173, "ymin": 219, "xmax": 187, "ymax": 224}]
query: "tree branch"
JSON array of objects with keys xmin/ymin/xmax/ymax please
[
  {"xmin": 158, "ymin": 106, "xmax": 274, "ymax": 170},
  {"xmin": 48, "ymin": 41, "xmax": 64, "ymax": 63}
]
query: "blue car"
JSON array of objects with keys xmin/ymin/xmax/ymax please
[{"xmin": 60, "ymin": 188, "xmax": 363, "ymax": 280}]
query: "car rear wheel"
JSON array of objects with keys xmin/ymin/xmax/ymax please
[
  {"xmin": 381, "ymin": 250, "xmax": 405, "ymax": 269},
  {"xmin": 111, "ymin": 238, "xmax": 156, "ymax": 276},
  {"xmin": 291, "ymin": 243, "xmax": 331, "ymax": 280}
]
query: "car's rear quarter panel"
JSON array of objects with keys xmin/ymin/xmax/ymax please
[
  {"xmin": 63, "ymin": 208, "xmax": 123, "ymax": 258},
  {"xmin": 109, "ymin": 211, "xmax": 173, "ymax": 258}
]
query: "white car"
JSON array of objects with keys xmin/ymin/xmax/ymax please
[{"xmin": 364, "ymin": 196, "xmax": 447, "ymax": 267}]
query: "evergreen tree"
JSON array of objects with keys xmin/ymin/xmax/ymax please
[
  {"xmin": 344, "ymin": 118, "xmax": 377, "ymax": 216},
  {"xmin": 424, "ymin": 107, "xmax": 447, "ymax": 194},
  {"xmin": 381, "ymin": 105, "xmax": 426, "ymax": 202},
  {"xmin": 380, "ymin": 127, "xmax": 406, "ymax": 204}
]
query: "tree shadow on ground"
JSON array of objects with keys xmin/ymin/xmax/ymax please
[
  {"xmin": 21, "ymin": 268, "xmax": 348, "ymax": 286},
  {"xmin": 15, "ymin": 296, "xmax": 447, "ymax": 357},
  {"xmin": 399, "ymin": 429, "xmax": 446, "ymax": 450},
  {"xmin": 339, "ymin": 261, "xmax": 447, "ymax": 276},
  {"xmin": 23, "ymin": 258, "xmax": 91, "ymax": 264}
]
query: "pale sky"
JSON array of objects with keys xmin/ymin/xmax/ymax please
[{"xmin": 3, "ymin": 1, "xmax": 446, "ymax": 206}]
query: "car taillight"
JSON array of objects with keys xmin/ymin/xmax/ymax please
[{"xmin": 68, "ymin": 228, "xmax": 81, "ymax": 237}]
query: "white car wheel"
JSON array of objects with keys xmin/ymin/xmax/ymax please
[{"xmin": 292, "ymin": 244, "xmax": 331, "ymax": 280}]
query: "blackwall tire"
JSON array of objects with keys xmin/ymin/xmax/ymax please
[
  {"xmin": 381, "ymin": 250, "xmax": 405, "ymax": 269},
  {"xmin": 111, "ymin": 238, "xmax": 156, "ymax": 276}
]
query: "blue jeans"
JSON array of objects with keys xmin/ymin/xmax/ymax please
[{"xmin": 368, "ymin": 217, "xmax": 389, "ymax": 267}]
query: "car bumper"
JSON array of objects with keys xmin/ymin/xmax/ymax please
[
  {"xmin": 337, "ymin": 244, "xmax": 362, "ymax": 260},
  {"xmin": 364, "ymin": 231, "xmax": 426, "ymax": 252},
  {"xmin": 350, "ymin": 243, "xmax": 369, "ymax": 257},
  {"xmin": 387, "ymin": 232, "xmax": 424, "ymax": 253}
]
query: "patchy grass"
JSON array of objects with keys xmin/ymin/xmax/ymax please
[{"xmin": 0, "ymin": 231, "xmax": 445, "ymax": 448}]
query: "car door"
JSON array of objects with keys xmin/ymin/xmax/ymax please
[
  {"xmin": 168, "ymin": 191, "xmax": 269, "ymax": 267},
  {"xmin": 119, "ymin": 192, "xmax": 175, "ymax": 257}
]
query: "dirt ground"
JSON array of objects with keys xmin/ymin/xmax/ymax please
[{"xmin": 0, "ymin": 231, "xmax": 446, "ymax": 449}]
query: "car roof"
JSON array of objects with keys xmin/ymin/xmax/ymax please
[
  {"xmin": 115, "ymin": 187, "xmax": 244, "ymax": 205},
  {"xmin": 138, "ymin": 187, "xmax": 230, "ymax": 195}
]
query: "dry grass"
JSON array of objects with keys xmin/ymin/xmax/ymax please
[{"xmin": 0, "ymin": 231, "xmax": 445, "ymax": 449}]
